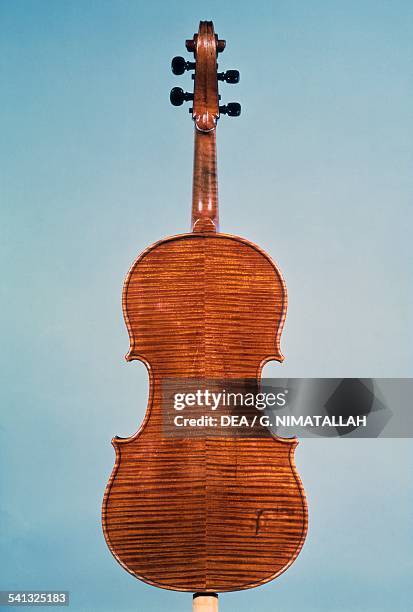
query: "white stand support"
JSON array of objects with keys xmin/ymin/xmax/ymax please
[{"xmin": 192, "ymin": 593, "xmax": 218, "ymax": 612}]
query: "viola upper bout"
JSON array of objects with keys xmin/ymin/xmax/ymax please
[{"xmin": 123, "ymin": 233, "xmax": 287, "ymax": 374}]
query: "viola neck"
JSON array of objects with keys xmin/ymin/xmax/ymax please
[{"xmin": 191, "ymin": 126, "xmax": 219, "ymax": 232}]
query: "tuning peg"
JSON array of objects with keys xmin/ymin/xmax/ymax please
[
  {"xmin": 219, "ymin": 102, "xmax": 241, "ymax": 117},
  {"xmin": 170, "ymin": 87, "xmax": 194, "ymax": 106},
  {"xmin": 171, "ymin": 56, "xmax": 195, "ymax": 75},
  {"xmin": 217, "ymin": 70, "xmax": 240, "ymax": 84}
]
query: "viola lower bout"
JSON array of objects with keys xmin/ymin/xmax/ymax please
[{"xmin": 103, "ymin": 432, "xmax": 306, "ymax": 592}]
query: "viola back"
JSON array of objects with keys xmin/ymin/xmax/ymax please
[{"xmin": 102, "ymin": 22, "xmax": 307, "ymax": 593}]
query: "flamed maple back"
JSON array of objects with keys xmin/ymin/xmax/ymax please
[{"xmin": 102, "ymin": 22, "xmax": 307, "ymax": 594}]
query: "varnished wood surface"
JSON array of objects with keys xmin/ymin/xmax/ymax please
[
  {"xmin": 190, "ymin": 22, "xmax": 220, "ymax": 232},
  {"xmin": 192, "ymin": 128, "xmax": 218, "ymax": 232},
  {"xmin": 102, "ymin": 234, "xmax": 307, "ymax": 592},
  {"xmin": 191, "ymin": 22, "xmax": 220, "ymax": 132}
]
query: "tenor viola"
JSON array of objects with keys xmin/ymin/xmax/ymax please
[{"xmin": 102, "ymin": 21, "xmax": 307, "ymax": 594}]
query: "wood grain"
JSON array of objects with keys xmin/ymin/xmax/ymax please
[
  {"xmin": 192, "ymin": 128, "xmax": 218, "ymax": 232},
  {"xmin": 102, "ymin": 234, "xmax": 308, "ymax": 592},
  {"xmin": 191, "ymin": 22, "xmax": 220, "ymax": 132},
  {"xmin": 190, "ymin": 22, "xmax": 220, "ymax": 232}
]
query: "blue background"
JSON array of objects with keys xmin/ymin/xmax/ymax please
[{"xmin": 1, "ymin": 1, "xmax": 412, "ymax": 611}]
